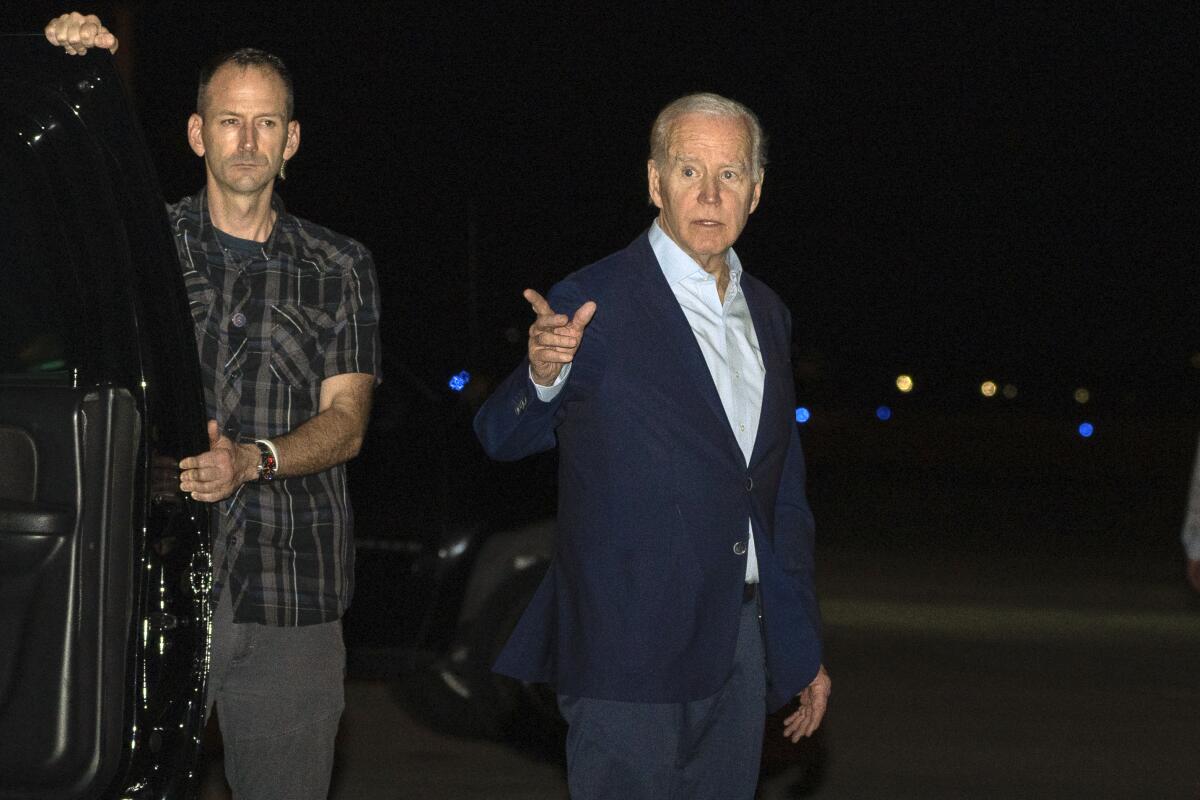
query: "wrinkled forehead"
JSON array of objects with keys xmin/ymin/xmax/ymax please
[
  {"xmin": 204, "ymin": 64, "xmax": 289, "ymax": 111},
  {"xmin": 667, "ymin": 113, "xmax": 753, "ymax": 164}
]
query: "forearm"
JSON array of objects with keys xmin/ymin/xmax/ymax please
[
  {"xmin": 237, "ymin": 373, "xmax": 374, "ymax": 482},
  {"xmin": 227, "ymin": 409, "xmax": 363, "ymax": 485},
  {"xmin": 773, "ymin": 423, "xmax": 816, "ymax": 576},
  {"xmin": 275, "ymin": 403, "xmax": 367, "ymax": 477}
]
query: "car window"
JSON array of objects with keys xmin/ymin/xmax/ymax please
[{"xmin": 0, "ymin": 132, "xmax": 84, "ymax": 383}]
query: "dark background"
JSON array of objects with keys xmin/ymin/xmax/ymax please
[
  {"xmin": 13, "ymin": 0, "xmax": 1200, "ymax": 578},
  {"xmin": 15, "ymin": 1, "xmax": 1199, "ymax": 418}
]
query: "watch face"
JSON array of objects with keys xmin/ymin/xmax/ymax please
[{"xmin": 257, "ymin": 443, "xmax": 276, "ymax": 480}]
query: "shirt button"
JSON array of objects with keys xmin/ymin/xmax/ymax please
[
  {"xmin": 745, "ymin": 477, "xmax": 754, "ymax": 492},
  {"xmin": 739, "ymin": 423, "xmax": 745, "ymax": 432},
  {"xmin": 231, "ymin": 312, "xmax": 247, "ymax": 328},
  {"xmin": 733, "ymin": 540, "xmax": 747, "ymax": 555}
]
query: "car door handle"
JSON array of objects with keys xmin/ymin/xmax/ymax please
[
  {"xmin": 152, "ymin": 491, "xmax": 185, "ymax": 511},
  {"xmin": 0, "ymin": 499, "xmax": 73, "ymax": 536}
]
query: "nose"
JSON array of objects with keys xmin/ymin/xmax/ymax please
[
  {"xmin": 238, "ymin": 123, "xmax": 256, "ymax": 153},
  {"xmin": 698, "ymin": 174, "xmax": 721, "ymax": 205}
]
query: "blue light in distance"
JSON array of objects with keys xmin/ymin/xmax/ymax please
[
  {"xmin": 875, "ymin": 405, "xmax": 892, "ymax": 421},
  {"xmin": 795, "ymin": 407, "xmax": 811, "ymax": 424},
  {"xmin": 448, "ymin": 370, "xmax": 471, "ymax": 392},
  {"xmin": 1078, "ymin": 421, "xmax": 1094, "ymax": 438}
]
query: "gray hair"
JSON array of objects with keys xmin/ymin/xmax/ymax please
[{"xmin": 649, "ymin": 92, "xmax": 767, "ymax": 181}]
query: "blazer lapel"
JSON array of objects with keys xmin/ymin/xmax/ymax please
[
  {"xmin": 742, "ymin": 277, "xmax": 785, "ymax": 469},
  {"xmin": 627, "ymin": 235, "xmax": 740, "ymax": 448}
]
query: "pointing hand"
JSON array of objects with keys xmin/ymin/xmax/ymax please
[{"xmin": 524, "ymin": 289, "xmax": 596, "ymax": 386}]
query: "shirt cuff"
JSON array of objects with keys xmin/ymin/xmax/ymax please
[{"xmin": 530, "ymin": 363, "xmax": 571, "ymax": 402}]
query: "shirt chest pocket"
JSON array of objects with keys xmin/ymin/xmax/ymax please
[{"xmin": 269, "ymin": 303, "xmax": 334, "ymax": 389}]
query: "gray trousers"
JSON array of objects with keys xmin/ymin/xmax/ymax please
[
  {"xmin": 206, "ymin": 588, "xmax": 346, "ymax": 800},
  {"xmin": 557, "ymin": 593, "xmax": 768, "ymax": 800}
]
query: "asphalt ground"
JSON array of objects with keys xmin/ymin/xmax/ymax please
[
  {"xmin": 198, "ymin": 549, "xmax": 1200, "ymax": 799},
  {"xmin": 199, "ymin": 413, "xmax": 1200, "ymax": 798}
]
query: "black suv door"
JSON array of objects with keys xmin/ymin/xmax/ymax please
[{"xmin": 0, "ymin": 37, "xmax": 209, "ymax": 799}]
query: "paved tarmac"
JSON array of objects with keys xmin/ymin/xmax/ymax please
[
  {"xmin": 198, "ymin": 548, "xmax": 1200, "ymax": 799},
  {"xmin": 199, "ymin": 680, "xmax": 567, "ymax": 799},
  {"xmin": 199, "ymin": 412, "xmax": 1200, "ymax": 797}
]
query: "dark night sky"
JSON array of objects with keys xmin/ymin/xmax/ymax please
[{"xmin": 15, "ymin": 2, "xmax": 1199, "ymax": 413}]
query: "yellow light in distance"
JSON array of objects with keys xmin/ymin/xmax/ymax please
[
  {"xmin": 895, "ymin": 374, "xmax": 914, "ymax": 393},
  {"xmin": 980, "ymin": 381, "xmax": 997, "ymax": 397},
  {"xmin": 1074, "ymin": 388, "xmax": 1090, "ymax": 404}
]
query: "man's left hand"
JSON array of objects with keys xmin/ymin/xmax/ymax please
[
  {"xmin": 782, "ymin": 663, "xmax": 830, "ymax": 742},
  {"xmin": 179, "ymin": 420, "xmax": 257, "ymax": 502}
]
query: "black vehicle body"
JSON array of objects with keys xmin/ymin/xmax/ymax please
[{"xmin": 0, "ymin": 38, "xmax": 210, "ymax": 799}]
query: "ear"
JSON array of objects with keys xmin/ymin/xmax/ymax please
[
  {"xmin": 284, "ymin": 119, "xmax": 300, "ymax": 161},
  {"xmin": 646, "ymin": 159, "xmax": 664, "ymax": 210},
  {"xmin": 187, "ymin": 113, "xmax": 205, "ymax": 158},
  {"xmin": 748, "ymin": 173, "xmax": 763, "ymax": 215}
]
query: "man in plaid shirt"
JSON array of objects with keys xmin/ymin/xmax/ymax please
[{"xmin": 47, "ymin": 14, "xmax": 381, "ymax": 799}]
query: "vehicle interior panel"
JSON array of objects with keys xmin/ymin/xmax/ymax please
[{"xmin": 0, "ymin": 386, "xmax": 139, "ymax": 799}]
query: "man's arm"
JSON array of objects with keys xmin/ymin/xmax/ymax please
[
  {"xmin": 44, "ymin": 12, "xmax": 119, "ymax": 55},
  {"xmin": 768, "ymin": 305, "xmax": 830, "ymax": 740},
  {"xmin": 179, "ymin": 372, "xmax": 374, "ymax": 502},
  {"xmin": 773, "ymin": 420, "xmax": 831, "ymax": 740},
  {"xmin": 270, "ymin": 372, "xmax": 374, "ymax": 476},
  {"xmin": 474, "ymin": 284, "xmax": 595, "ymax": 462}
]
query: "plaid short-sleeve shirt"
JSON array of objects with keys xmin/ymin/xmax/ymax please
[{"xmin": 169, "ymin": 189, "xmax": 382, "ymax": 625}]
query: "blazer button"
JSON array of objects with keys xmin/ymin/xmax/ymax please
[
  {"xmin": 733, "ymin": 540, "xmax": 747, "ymax": 555},
  {"xmin": 744, "ymin": 477, "xmax": 754, "ymax": 492}
]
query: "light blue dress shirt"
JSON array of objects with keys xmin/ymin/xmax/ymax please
[{"xmin": 533, "ymin": 221, "xmax": 766, "ymax": 582}]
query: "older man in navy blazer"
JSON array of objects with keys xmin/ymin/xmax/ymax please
[{"xmin": 474, "ymin": 92, "xmax": 830, "ymax": 800}]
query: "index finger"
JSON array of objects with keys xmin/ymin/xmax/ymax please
[
  {"xmin": 523, "ymin": 288, "xmax": 553, "ymax": 317},
  {"xmin": 179, "ymin": 450, "xmax": 216, "ymax": 470}
]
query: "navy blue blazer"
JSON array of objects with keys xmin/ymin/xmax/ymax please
[{"xmin": 474, "ymin": 232, "xmax": 822, "ymax": 711}]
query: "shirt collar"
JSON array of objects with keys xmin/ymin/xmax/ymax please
[
  {"xmin": 648, "ymin": 219, "xmax": 743, "ymax": 292},
  {"xmin": 188, "ymin": 187, "xmax": 291, "ymax": 256}
]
